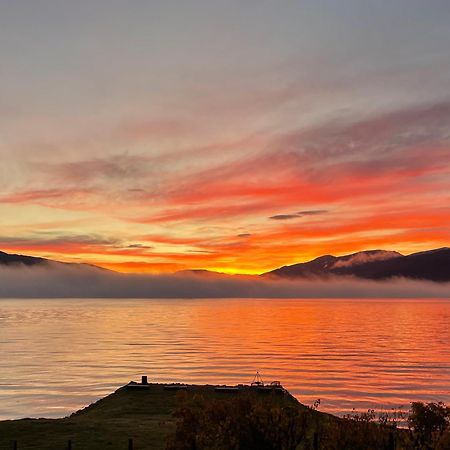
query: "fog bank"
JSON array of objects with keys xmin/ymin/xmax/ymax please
[{"xmin": 0, "ymin": 264, "xmax": 449, "ymax": 298}]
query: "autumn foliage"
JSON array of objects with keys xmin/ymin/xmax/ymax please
[{"xmin": 167, "ymin": 393, "xmax": 450, "ymax": 450}]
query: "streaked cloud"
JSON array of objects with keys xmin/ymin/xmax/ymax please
[
  {"xmin": 270, "ymin": 210, "xmax": 328, "ymax": 220},
  {"xmin": 1, "ymin": 2, "xmax": 449, "ymax": 274},
  {"xmin": 269, "ymin": 214, "xmax": 301, "ymax": 221}
]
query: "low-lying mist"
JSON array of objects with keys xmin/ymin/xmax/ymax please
[{"xmin": 0, "ymin": 263, "xmax": 449, "ymax": 298}]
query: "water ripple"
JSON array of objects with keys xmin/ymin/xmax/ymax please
[{"xmin": 0, "ymin": 298, "xmax": 449, "ymax": 420}]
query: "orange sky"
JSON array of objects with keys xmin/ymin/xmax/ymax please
[
  {"xmin": 1, "ymin": 3, "xmax": 450, "ymax": 274},
  {"xmin": 1, "ymin": 118, "xmax": 449, "ymax": 275}
]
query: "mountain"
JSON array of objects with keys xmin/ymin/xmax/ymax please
[
  {"xmin": 2, "ymin": 248, "xmax": 450, "ymax": 283},
  {"xmin": 0, "ymin": 250, "xmax": 109, "ymax": 272},
  {"xmin": 0, "ymin": 250, "xmax": 49, "ymax": 266},
  {"xmin": 265, "ymin": 248, "xmax": 450, "ymax": 282}
]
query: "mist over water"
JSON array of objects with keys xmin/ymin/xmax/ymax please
[
  {"xmin": 1, "ymin": 264, "xmax": 450, "ymax": 298},
  {"xmin": 1, "ymin": 298, "xmax": 449, "ymax": 421}
]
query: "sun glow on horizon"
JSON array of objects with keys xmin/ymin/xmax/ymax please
[{"xmin": 1, "ymin": 2, "xmax": 450, "ymax": 271}]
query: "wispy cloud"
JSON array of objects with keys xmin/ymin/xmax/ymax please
[
  {"xmin": 1, "ymin": 98, "xmax": 450, "ymax": 274},
  {"xmin": 270, "ymin": 210, "xmax": 328, "ymax": 220},
  {"xmin": 297, "ymin": 210, "xmax": 328, "ymax": 216},
  {"xmin": 269, "ymin": 214, "xmax": 301, "ymax": 221}
]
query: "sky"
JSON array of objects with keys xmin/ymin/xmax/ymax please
[{"xmin": 1, "ymin": 1, "xmax": 450, "ymax": 274}]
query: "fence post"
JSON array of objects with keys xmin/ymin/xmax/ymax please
[
  {"xmin": 128, "ymin": 438, "xmax": 133, "ymax": 450},
  {"xmin": 313, "ymin": 432, "xmax": 319, "ymax": 450},
  {"xmin": 12, "ymin": 440, "xmax": 17, "ymax": 450},
  {"xmin": 388, "ymin": 431, "xmax": 395, "ymax": 450},
  {"xmin": 68, "ymin": 439, "xmax": 72, "ymax": 450}
]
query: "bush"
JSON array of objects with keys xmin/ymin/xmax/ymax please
[
  {"xmin": 408, "ymin": 401, "xmax": 450, "ymax": 449},
  {"xmin": 167, "ymin": 392, "xmax": 310, "ymax": 450},
  {"xmin": 166, "ymin": 395, "xmax": 450, "ymax": 450}
]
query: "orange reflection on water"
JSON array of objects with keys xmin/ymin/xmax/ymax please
[{"xmin": 0, "ymin": 298, "xmax": 449, "ymax": 420}]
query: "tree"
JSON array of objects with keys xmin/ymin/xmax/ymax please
[{"xmin": 408, "ymin": 401, "xmax": 450, "ymax": 448}]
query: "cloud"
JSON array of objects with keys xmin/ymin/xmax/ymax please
[
  {"xmin": 141, "ymin": 101, "xmax": 450, "ymax": 228},
  {"xmin": 269, "ymin": 210, "xmax": 328, "ymax": 220},
  {"xmin": 125, "ymin": 244, "xmax": 154, "ymax": 249},
  {"xmin": 0, "ymin": 189, "xmax": 96, "ymax": 205},
  {"xmin": 141, "ymin": 201, "xmax": 271, "ymax": 224},
  {"xmin": 0, "ymin": 263, "xmax": 449, "ymax": 299},
  {"xmin": 34, "ymin": 154, "xmax": 152, "ymax": 185},
  {"xmin": 297, "ymin": 210, "xmax": 328, "ymax": 216},
  {"xmin": 1, "ymin": 100, "xmax": 450, "ymax": 275},
  {"xmin": 0, "ymin": 235, "xmax": 156, "ymax": 259},
  {"xmin": 0, "ymin": 234, "xmax": 120, "ymax": 249},
  {"xmin": 332, "ymin": 250, "xmax": 402, "ymax": 268},
  {"xmin": 275, "ymin": 101, "xmax": 450, "ymax": 161},
  {"xmin": 269, "ymin": 214, "xmax": 301, "ymax": 221}
]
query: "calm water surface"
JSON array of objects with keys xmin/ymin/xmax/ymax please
[{"xmin": 0, "ymin": 298, "xmax": 449, "ymax": 420}]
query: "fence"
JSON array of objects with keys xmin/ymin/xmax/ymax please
[{"xmin": 6, "ymin": 439, "xmax": 136, "ymax": 450}]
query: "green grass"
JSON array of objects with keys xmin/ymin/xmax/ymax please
[
  {"xmin": 0, "ymin": 384, "xmax": 426, "ymax": 450},
  {"xmin": 0, "ymin": 384, "xmax": 305, "ymax": 450},
  {"xmin": 0, "ymin": 384, "xmax": 180, "ymax": 450}
]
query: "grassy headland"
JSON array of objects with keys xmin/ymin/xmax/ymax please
[{"xmin": 0, "ymin": 382, "xmax": 448, "ymax": 449}]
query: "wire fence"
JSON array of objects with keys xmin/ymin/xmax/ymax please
[{"xmin": 5, "ymin": 439, "xmax": 137, "ymax": 450}]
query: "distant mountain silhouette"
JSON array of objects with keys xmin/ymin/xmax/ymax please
[
  {"xmin": 0, "ymin": 250, "xmax": 49, "ymax": 266},
  {"xmin": 265, "ymin": 248, "xmax": 450, "ymax": 282},
  {"xmin": 2, "ymin": 248, "xmax": 450, "ymax": 282},
  {"xmin": 176, "ymin": 269, "xmax": 222, "ymax": 276},
  {"xmin": 0, "ymin": 250, "xmax": 109, "ymax": 272}
]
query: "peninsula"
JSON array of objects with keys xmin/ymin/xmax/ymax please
[{"xmin": 1, "ymin": 377, "xmax": 448, "ymax": 449}]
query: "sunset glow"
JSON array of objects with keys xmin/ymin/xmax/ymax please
[{"xmin": 1, "ymin": 2, "xmax": 449, "ymax": 274}]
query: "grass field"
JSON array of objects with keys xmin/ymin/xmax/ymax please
[
  {"xmin": 2, "ymin": 382, "xmax": 442, "ymax": 450},
  {"xmin": 0, "ymin": 383, "xmax": 306, "ymax": 450},
  {"xmin": 0, "ymin": 383, "xmax": 181, "ymax": 450}
]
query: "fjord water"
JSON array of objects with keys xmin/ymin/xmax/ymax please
[{"xmin": 0, "ymin": 299, "xmax": 449, "ymax": 420}]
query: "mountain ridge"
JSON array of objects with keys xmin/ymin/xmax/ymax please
[
  {"xmin": 1, "ymin": 248, "xmax": 449, "ymax": 282},
  {"xmin": 0, "ymin": 250, "xmax": 49, "ymax": 266},
  {"xmin": 0, "ymin": 250, "xmax": 110, "ymax": 272},
  {"xmin": 265, "ymin": 247, "xmax": 450, "ymax": 282}
]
